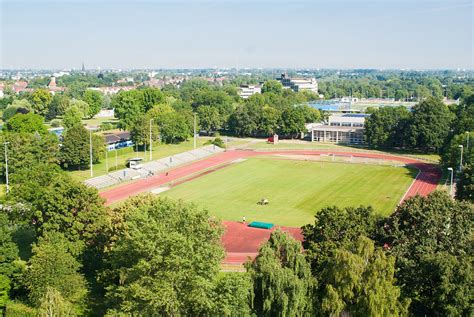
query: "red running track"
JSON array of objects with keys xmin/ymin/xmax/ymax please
[{"xmin": 100, "ymin": 149, "xmax": 441, "ymax": 264}]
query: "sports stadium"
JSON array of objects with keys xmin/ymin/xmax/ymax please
[{"xmin": 99, "ymin": 147, "xmax": 441, "ymax": 265}]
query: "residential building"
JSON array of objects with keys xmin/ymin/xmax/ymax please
[
  {"xmin": 48, "ymin": 76, "xmax": 65, "ymax": 95},
  {"xmin": 239, "ymin": 84, "xmax": 261, "ymax": 99},
  {"xmin": 306, "ymin": 113, "xmax": 368, "ymax": 144},
  {"xmin": 277, "ymin": 73, "xmax": 318, "ymax": 93}
]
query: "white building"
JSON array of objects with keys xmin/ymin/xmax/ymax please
[
  {"xmin": 239, "ymin": 84, "xmax": 261, "ymax": 99},
  {"xmin": 277, "ymin": 73, "xmax": 318, "ymax": 93},
  {"xmin": 307, "ymin": 113, "xmax": 368, "ymax": 144}
]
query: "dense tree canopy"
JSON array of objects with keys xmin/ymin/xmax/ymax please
[
  {"xmin": 456, "ymin": 164, "xmax": 474, "ymax": 202},
  {"xmin": 11, "ymin": 165, "xmax": 109, "ymax": 251},
  {"xmin": 247, "ymin": 230, "xmax": 315, "ymax": 316},
  {"xmin": 380, "ymin": 191, "xmax": 473, "ymax": 316},
  {"xmin": 364, "ymin": 106, "xmax": 410, "ymax": 148},
  {"xmin": 320, "ymin": 236, "xmax": 408, "ymax": 317},
  {"xmin": 3, "ymin": 113, "xmax": 47, "ymax": 134},
  {"xmin": 0, "ymin": 132, "xmax": 59, "ymax": 178},
  {"xmin": 82, "ymin": 90, "xmax": 104, "ymax": 119},
  {"xmin": 29, "ymin": 89, "xmax": 52, "ymax": 116},
  {"xmin": 60, "ymin": 125, "xmax": 105, "ymax": 169},
  {"xmin": 102, "ymin": 195, "xmax": 225, "ymax": 315},
  {"xmin": 406, "ymin": 97, "xmax": 453, "ymax": 152}
]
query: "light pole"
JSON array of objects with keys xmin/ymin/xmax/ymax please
[
  {"xmin": 105, "ymin": 145, "xmax": 109, "ymax": 174},
  {"xmin": 3, "ymin": 142, "xmax": 9, "ymax": 194},
  {"xmin": 193, "ymin": 113, "xmax": 197, "ymax": 149},
  {"xmin": 149, "ymin": 119, "xmax": 153, "ymax": 161},
  {"xmin": 115, "ymin": 149, "xmax": 118, "ymax": 170},
  {"xmin": 458, "ymin": 144, "xmax": 463, "ymax": 172},
  {"xmin": 447, "ymin": 167, "xmax": 454, "ymax": 197},
  {"xmin": 89, "ymin": 129, "xmax": 93, "ymax": 177}
]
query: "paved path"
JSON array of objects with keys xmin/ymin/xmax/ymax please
[{"xmin": 100, "ymin": 149, "xmax": 441, "ymax": 264}]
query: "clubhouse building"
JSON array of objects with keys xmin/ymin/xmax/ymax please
[{"xmin": 307, "ymin": 114, "xmax": 368, "ymax": 145}]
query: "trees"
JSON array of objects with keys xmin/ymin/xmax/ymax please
[
  {"xmin": 11, "ymin": 165, "xmax": 109, "ymax": 250},
  {"xmin": 380, "ymin": 191, "xmax": 473, "ymax": 316},
  {"xmin": 406, "ymin": 97, "xmax": 453, "ymax": 152},
  {"xmin": 456, "ymin": 164, "xmax": 474, "ymax": 202},
  {"xmin": 441, "ymin": 132, "xmax": 473, "ymax": 169},
  {"xmin": 0, "ymin": 132, "xmax": 59, "ymax": 177},
  {"xmin": 70, "ymin": 99, "xmax": 89, "ymax": 119},
  {"xmin": 82, "ymin": 90, "xmax": 103, "ymax": 119},
  {"xmin": 453, "ymin": 94, "xmax": 474, "ymax": 134},
  {"xmin": 320, "ymin": 237, "xmax": 408, "ymax": 317},
  {"xmin": 261, "ymin": 80, "xmax": 283, "ymax": 94},
  {"xmin": 29, "ymin": 89, "xmax": 52, "ymax": 116},
  {"xmin": 62, "ymin": 106, "xmax": 83, "ymax": 129},
  {"xmin": 364, "ymin": 106, "xmax": 410, "ymax": 148},
  {"xmin": 278, "ymin": 107, "xmax": 306, "ymax": 138},
  {"xmin": 129, "ymin": 115, "xmax": 159, "ymax": 147},
  {"xmin": 0, "ymin": 214, "xmax": 20, "ymax": 309},
  {"xmin": 112, "ymin": 88, "xmax": 164, "ymax": 129},
  {"xmin": 211, "ymin": 273, "xmax": 253, "ymax": 316},
  {"xmin": 25, "ymin": 232, "xmax": 87, "ymax": 311},
  {"xmin": 197, "ymin": 105, "xmax": 221, "ymax": 133},
  {"xmin": 302, "ymin": 206, "xmax": 377, "ymax": 275},
  {"xmin": 158, "ymin": 112, "xmax": 191, "ymax": 143},
  {"xmin": 60, "ymin": 125, "xmax": 104, "ymax": 169},
  {"xmin": 47, "ymin": 94, "xmax": 71, "ymax": 119},
  {"xmin": 103, "ymin": 195, "xmax": 224, "ymax": 315},
  {"xmin": 246, "ymin": 230, "xmax": 315, "ymax": 316},
  {"xmin": 3, "ymin": 113, "xmax": 48, "ymax": 134},
  {"xmin": 2, "ymin": 99, "xmax": 32, "ymax": 122}
]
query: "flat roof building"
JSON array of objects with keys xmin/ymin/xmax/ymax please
[
  {"xmin": 307, "ymin": 113, "xmax": 368, "ymax": 145},
  {"xmin": 277, "ymin": 73, "xmax": 318, "ymax": 93},
  {"xmin": 239, "ymin": 84, "xmax": 261, "ymax": 99}
]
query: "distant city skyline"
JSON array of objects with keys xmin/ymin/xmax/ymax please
[{"xmin": 1, "ymin": 0, "xmax": 473, "ymax": 70}]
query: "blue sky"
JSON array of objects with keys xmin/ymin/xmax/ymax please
[{"xmin": 1, "ymin": 0, "xmax": 472, "ymax": 69}]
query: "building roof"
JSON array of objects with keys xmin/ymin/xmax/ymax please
[{"xmin": 103, "ymin": 131, "xmax": 131, "ymax": 144}]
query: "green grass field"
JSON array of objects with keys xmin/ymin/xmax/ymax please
[{"xmin": 161, "ymin": 158, "xmax": 417, "ymax": 227}]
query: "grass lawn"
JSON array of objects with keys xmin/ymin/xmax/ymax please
[
  {"xmin": 69, "ymin": 137, "xmax": 218, "ymax": 181},
  {"xmin": 161, "ymin": 157, "xmax": 417, "ymax": 227}
]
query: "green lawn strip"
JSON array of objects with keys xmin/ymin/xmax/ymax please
[{"xmin": 161, "ymin": 157, "xmax": 415, "ymax": 227}]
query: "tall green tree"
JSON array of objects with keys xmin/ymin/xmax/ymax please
[
  {"xmin": 278, "ymin": 107, "xmax": 306, "ymax": 138},
  {"xmin": 29, "ymin": 89, "xmax": 52, "ymax": 116},
  {"xmin": 102, "ymin": 195, "xmax": 225, "ymax": 315},
  {"xmin": 11, "ymin": 165, "xmax": 109, "ymax": 251},
  {"xmin": 82, "ymin": 90, "xmax": 104, "ymax": 119},
  {"xmin": 197, "ymin": 105, "xmax": 221, "ymax": 133},
  {"xmin": 441, "ymin": 132, "xmax": 473, "ymax": 169},
  {"xmin": 0, "ymin": 132, "xmax": 59, "ymax": 177},
  {"xmin": 211, "ymin": 273, "xmax": 253, "ymax": 316},
  {"xmin": 456, "ymin": 164, "xmax": 474, "ymax": 202},
  {"xmin": 261, "ymin": 80, "xmax": 283, "ymax": 94},
  {"xmin": 60, "ymin": 125, "xmax": 104, "ymax": 169},
  {"xmin": 406, "ymin": 97, "xmax": 453, "ymax": 152},
  {"xmin": 302, "ymin": 206, "xmax": 377, "ymax": 275},
  {"xmin": 320, "ymin": 236, "xmax": 408, "ymax": 317},
  {"xmin": 380, "ymin": 191, "xmax": 473, "ymax": 316},
  {"xmin": 62, "ymin": 105, "xmax": 83, "ymax": 129},
  {"xmin": 246, "ymin": 230, "xmax": 315, "ymax": 316},
  {"xmin": 25, "ymin": 232, "xmax": 87, "ymax": 311},
  {"xmin": 3, "ymin": 113, "xmax": 47, "ymax": 134},
  {"xmin": 364, "ymin": 106, "xmax": 410, "ymax": 148}
]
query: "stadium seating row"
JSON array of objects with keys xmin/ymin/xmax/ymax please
[{"xmin": 84, "ymin": 145, "xmax": 224, "ymax": 189}]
